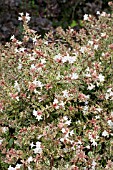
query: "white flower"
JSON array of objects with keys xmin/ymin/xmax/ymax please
[
  {"xmin": 37, "ymin": 81, "xmax": 44, "ymax": 88},
  {"xmin": 86, "ymin": 95, "xmax": 90, "ymax": 99},
  {"xmin": 86, "ymin": 145, "xmax": 90, "ymax": 149},
  {"xmin": 32, "ymin": 37, "xmax": 37, "ymax": 43},
  {"xmin": 83, "ymin": 105, "xmax": 88, "ymax": 114},
  {"xmin": 14, "ymin": 81, "xmax": 20, "ymax": 92},
  {"xmin": 83, "ymin": 105, "xmax": 88, "ymax": 111},
  {"xmin": 80, "ymin": 46, "xmax": 86, "ymax": 53},
  {"xmin": 102, "ymin": 130, "xmax": 109, "ymax": 137},
  {"xmin": 65, "ymin": 164, "xmax": 69, "ymax": 168},
  {"xmin": 62, "ymin": 56, "xmax": 68, "ymax": 63},
  {"xmin": 95, "ymin": 115, "xmax": 100, "ymax": 119},
  {"xmin": 65, "ymin": 132, "xmax": 69, "ymax": 139},
  {"xmin": 27, "ymin": 156, "xmax": 33, "ymax": 163},
  {"xmin": 59, "ymin": 101, "xmax": 65, "ymax": 108},
  {"xmin": 85, "ymin": 101, "xmax": 88, "ymax": 105},
  {"xmin": 33, "ymin": 79, "xmax": 43, "ymax": 88},
  {"xmin": 16, "ymin": 96, "xmax": 19, "ymax": 101},
  {"xmin": 61, "ymin": 128, "xmax": 66, "ymax": 133},
  {"xmin": 87, "ymin": 84, "xmax": 95, "ymax": 90},
  {"xmin": 33, "ymin": 147, "xmax": 42, "ymax": 154},
  {"xmin": 41, "ymin": 58, "xmax": 46, "ymax": 64},
  {"xmin": 62, "ymin": 90, "xmax": 69, "ymax": 98},
  {"xmin": 76, "ymin": 120, "xmax": 81, "ymax": 124},
  {"xmin": 96, "ymin": 11, "xmax": 100, "ymax": 15},
  {"xmin": 68, "ymin": 56, "xmax": 76, "ymax": 64},
  {"xmin": 30, "ymin": 142, "xmax": 35, "ymax": 148},
  {"xmin": 15, "ymin": 164, "xmax": 22, "ymax": 169},
  {"xmin": 54, "ymin": 53, "xmax": 62, "ymax": 61},
  {"xmin": 15, "ymin": 48, "xmax": 19, "ymax": 53},
  {"xmin": 107, "ymin": 88, "xmax": 112, "ymax": 93},
  {"xmin": 33, "ymin": 141, "xmax": 42, "ymax": 154},
  {"xmin": 92, "ymin": 160, "xmax": 97, "ymax": 166},
  {"xmin": 36, "ymin": 115, "xmax": 42, "ymax": 121},
  {"xmin": 18, "ymin": 63, "xmax": 22, "ymax": 70},
  {"xmin": 19, "ymin": 47, "xmax": 25, "ymax": 52},
  {"xmin": 18, "ymin": 16, "xmax": 23, "ymax": 21},
  {"xmin": 2, "ymin": 127, "xmax": 8, "ymax": 133},
  {"xmin": 85, "ymin": 73, "xmax": 91, "ymax": 77},
  {"xmin": 60, "ymin": 136, "xmax": 69, "ymax": 143},
  {"xmin": 28, "ymin": 166, "xmax": 32, "ymax": 170},
  {"xmin": 94, "ymin": 44, "xmax": 98, "ymax": 50},
  {"xmin": 17, "ymin": 40, "xmax": 22, "ymax": 45},
  {"xmin": 102, "ymin": 52, "xmax": 105, "ymax": 56},
  {"xmin": 71, "ymin": 73, "xmax": 78, "ymax": 80},
  {"xmin": 44, "ymin": 41, "xmax": 48, "ymax": 45},
  {"xmin": 19, "ymin": 12, "xmax": 24, "ymax": 16},
  {"xmin": 33, "ymin": 109, "xmax": 42, "ymax": 121},
  {"xmin": 89, "ymin": 133, "xmax": 97, "ymax": 146},
  {"xmin": 8, "ymin": 166, "xmax": 15, "ymax": 170},
  {"xmin": 111, "ymin": 111, "xmax": 113, "ymax": 117},
  {"xmin": 36, "ymin": 141, "xmax": 41, "ymax": 147},
  {"xmin": 63, "ymin": 116, "xmax": 68, "ymax": 121},
  {"xmin": 65, "ymin": 119, "xmax": 71, "ymax": 125},
  {"xmin": 10, "ymin": 35, "xmax": 15, "ymax": 40},
  {"xmin": 92, "ymin": 139, "xmax": 97, "ymax": 147},
  {"xmin": 30, "ymin": 56, "xmax": 35, "ymax": 61},
  {"xmin": 0, "ymin": 139, "xmax": 3, "ymax": 145},
  {"xmin": 33, "ymin": 109, "xmax": 37, "ymax": 117},
  {"xmin": 88, "ymin": 40, "xmax": 94, "ymax": 45},
  {"xmin": 53, "ymin": 98, "xmax": 59, "ymax": 104},
  {"xmin": 77, "ymin": 140, "xmax": 82, "ymax": 145},
  {"xmin": 84, "ymin": 14, "xmax": 89, "ymax": 21},
  {"xmin": 30, "ymin": 64, "xmax": 36, "ymax": 69},
  {"xmin": 37, "ymin": 134, "xmax": 43, "ymax": 139},
  {"xmin": 60, "ymin": 138, "xmax": 65, "ymax": 142},
  {"xmin": 32, "ymin": 79, "xmax": 38, "ymax": 86},
  {"xmin": 56, "ymin": 72, "xmax": 61, "ymax": 80},
  {"xmin": 88, "ymin": 40, "xmax": 94, "ymax": 46},
  {"xmin": 62, "ymin": 53, "xmax": 76, "ymax": 64},
  {"xmin": 70, "ymin": 28, "xmax": 74, "ymax": 32},
  {"xmin": 18, "ymin": 12, "xmax": 31, "ymax": 23},
  {"xmin": 105, "ymin": 93, "xmax": 109, "ymax": 100},
  {"xmin": 92, "ymin": 160, "xmax": 97, "ymax": 169},
  {"xmin": 96, "ymin": 107, "xmax": 102, "ymax": 113},
  {"xmin": 100, "ymin": 11, "xmax": 106, "ymax": 17},
  {"xmin": 101, "ymin": 32, "xmax": 106, "ymax": 37},
  {"xmin": 105, "ymin": 88, "xmax": 113, "ymax": 100},
  {"xmin": 110, "ymin": 91, "xmax": 113, "ymax": 97},
  {"xmin": 107, "ymin": 120, "xmax": 113, "ymax": 128},
  {"xmin": 98, "ymin": 74, "xmax": 104, "ymax": 82},
  {"xmin": 86, "ymin": 67, "xmax": 90, "ymax": 72},
  {"xmin": 26, "ymin": 13, "xmax": 31, "ymax": 21},
  {"xmin": 70, "ymin": 130, "xmax": 74, "ymax": 136},
  {"xmin": 53, "ymin": 99, "xmax": 59, "ymax": 109}
]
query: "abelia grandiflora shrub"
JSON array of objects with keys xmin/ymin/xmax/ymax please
[{"xmin": 0, "ymin": 3, "xmax": 113, "ymax": 170}]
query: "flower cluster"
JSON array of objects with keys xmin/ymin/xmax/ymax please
[{"xmin": 0, "ymin": 4, "xmax": 113, "ymax": 169}]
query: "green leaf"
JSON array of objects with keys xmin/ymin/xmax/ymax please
[
  {"xmin": 88, "ymin": 151, "xmax": 93, "ymax": 157},
  {"xmin": 70, "ymin": 20, "xmax": 77, "ymax": 27},
  {"xmin": 9, "ymin": 138, "xmax": 14, "ymax": 148},
  {"xmin": 96, "ymin": 144, "xmax": 102, "ymax": 152}
]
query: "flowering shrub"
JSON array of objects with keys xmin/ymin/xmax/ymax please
[{"xmin": 0, "ymin": 3, "xmax": 113, "ymax": 170}]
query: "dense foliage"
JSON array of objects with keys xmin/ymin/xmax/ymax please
[{"xmin": 0, "ymin": 2, "xmax": 113, "ymax": 170}]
